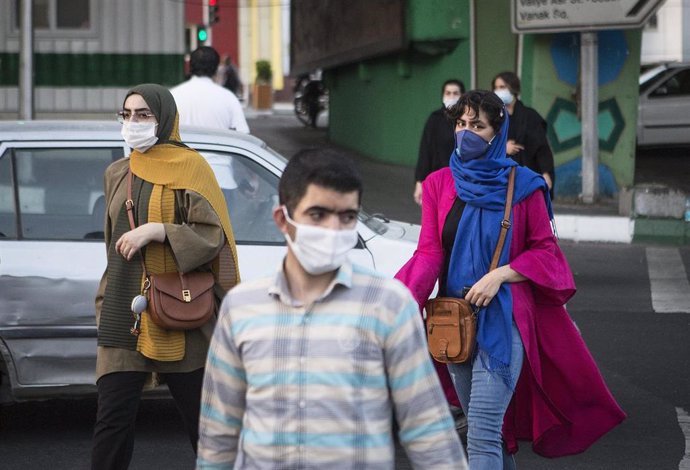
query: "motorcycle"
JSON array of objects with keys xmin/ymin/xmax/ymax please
[{"xmin": 293, "ymin": 71, "xmax": 328, "ymax": 128}]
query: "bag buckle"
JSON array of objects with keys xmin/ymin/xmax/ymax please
[
  {"xmin": 439, "ymin": 339, "xmax": 449, "ymax": 361},
  {"xmin": 182, "ymin": 289, "xmax": 192, "ymax": 302},
  {"xmin": 501, "ymin": 219, "xmax": 511, "ymax": 229}
]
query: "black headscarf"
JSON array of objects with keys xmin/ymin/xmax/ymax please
[{"xmin": 123, "ymin": 83, "xmax": 179, "ymax": 143}]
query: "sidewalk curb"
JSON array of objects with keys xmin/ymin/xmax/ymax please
[
  {"xmin": 555, "ymin": 214, "xmax": 690, "ymax": 244},
  {"xmin": 633, "ymin": 217, "xmax": 690, "ymax": 245},
  {"xmin": 244, "ymin": 103, "xmax": 293, "ymax": 119}
]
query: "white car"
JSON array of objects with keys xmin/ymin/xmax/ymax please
[
  {"xmin": 0, "ymin": 120, "xmax": 419, "ymax": 403},
  {"xmin": 637, "ymin": 62, "xmax": 690, "ymax": 147}
]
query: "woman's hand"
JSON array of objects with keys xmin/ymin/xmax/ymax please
[
  {"xmin": 115, "ymin": 223, "xmax": 166, "ymax": 261},
  {"xmin": 506, "ymin": 139, "xmax": 524, "ymax": 156},
  {"xmin": 413, "ymin": 181, "xmax": 423, "ymax": 206},
  {"xmin": 542, "ymin": 172, "xmax": 553, "ymax": 189},
  {"xmin": 465, "ymin": 265, "xmax": 527, "ymax": 308}
]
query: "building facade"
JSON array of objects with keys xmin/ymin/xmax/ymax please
[
  {"xmin": 0, "ymin": 0, "xmax": 290, "ymax": 116},
  {"xmin": 0, "ymin": 0, "xmax": 185, "ymax": 117},
  {"xmin": 641, "ymin": 0, "xmax": 690, "ymax": 65}
]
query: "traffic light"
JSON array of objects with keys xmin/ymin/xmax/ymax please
[
  {"xmin": 209, "ymin": 0, "xmax": 219, "ymax": 24},
  {"xmin": 197, "ymin": 24, "xmax": 208, "ymax": 43}
]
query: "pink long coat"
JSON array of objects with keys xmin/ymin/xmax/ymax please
[{"xmin": 395, "ymin": 167, "xmax": 625, "ymax": 457}]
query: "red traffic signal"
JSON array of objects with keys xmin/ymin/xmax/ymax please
[{"xmin": 209, "ymin": 0, "xmax": 219, "ymax": 24}]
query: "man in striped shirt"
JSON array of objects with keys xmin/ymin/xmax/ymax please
[{"xmin": 196, "ymin": 149, "xmax": 467, "ymax": 469}]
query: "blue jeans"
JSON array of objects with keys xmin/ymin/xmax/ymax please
[{"xmin": 447, "ymin": 321, "xmax": 524, "ymax": 470}]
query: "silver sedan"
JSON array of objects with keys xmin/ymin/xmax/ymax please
[{"xmin": 0, "ymin": 121, "xmax": 419, "ymax": 403}]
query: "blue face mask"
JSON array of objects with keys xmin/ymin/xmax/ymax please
[{"xmin": 455, "ymin": 130, "xmax": 491, "ymax": 162}]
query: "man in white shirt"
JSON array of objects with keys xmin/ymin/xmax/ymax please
[{"xmin": 171, "ymin": 46, "xmax": 250, "ymax": 133}]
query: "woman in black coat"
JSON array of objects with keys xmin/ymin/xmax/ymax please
[{"xmin": 492, "ymin": 71, "xmax": 555, "ymax": 199}]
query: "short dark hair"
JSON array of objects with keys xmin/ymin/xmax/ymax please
[
  {"xmin": 491, "ymin": 71, "xmax": 521, "ymax": 95},
  {"xmin": 190, "ymin": 46, "xmax": 220, "ymax": 78},
  {"xmin": 442, "ymin": 79, "xmax": 466, "ymax": 95},
  {"xmin": 446, "ymin": 89, "xmax": 505, "ymax": 133},
  {"xmin": 279, "ymin": 149, "xmax": 363, "ymax": 215}
]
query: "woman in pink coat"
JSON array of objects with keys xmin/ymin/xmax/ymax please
[{"xmin": 396, "ymin": 90, "xmax": 625, "ymax": 469}]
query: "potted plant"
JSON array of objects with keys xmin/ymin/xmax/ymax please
[{"xmin": 252, "ymin": 60, "xmax": 273, "ymax": 110}]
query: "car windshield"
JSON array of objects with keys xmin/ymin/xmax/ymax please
[
  {"xmin": 358, "ymin": 209, "xmax": 389, "ymax": 236},
  {"xmin": 257, "ymin": 141, "xmax": 389, "ymax": 237}
]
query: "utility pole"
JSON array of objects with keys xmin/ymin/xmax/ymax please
[
  {"xmin": 203, "ymin": 0, "xmax": 212, "ymax": 45},
  {"xmin": 19, "ymin": 0, "xmax": 34, "ymax": 120},
  {"xmin": 580, "ymin": 31, "xmax": 599, "ymax": 203}
]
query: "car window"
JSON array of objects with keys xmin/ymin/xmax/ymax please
[
  {"xmin": 2, "ymin": 147, "xmax": 122, "ymax": 240},
  {"xmin": 650, "ymin": 69, "xmax": 690, "ymax": 97},
  {"xmin": 201, "ymin": 150, "xmax": 283, "ymax": 244},
  {"xmin": 639, "ymin": 66, "xmax": 670, "ymax": 93},
  {"xmin": 0, "ymin": 152, "xmax": 17, "ymax": 238}
]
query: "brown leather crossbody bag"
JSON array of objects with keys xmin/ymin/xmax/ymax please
[
  {"xmin": 425, "ymin": 167, "xmax": 515, "ymax": 364},
  {"xmin": 126, "ymin": 169, "xmax": 216, "ymax": 332}
]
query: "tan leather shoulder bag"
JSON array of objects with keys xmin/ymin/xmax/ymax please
[{"xmin": 425, "ymin": 167, "xmax": 516, "ymax": 363}]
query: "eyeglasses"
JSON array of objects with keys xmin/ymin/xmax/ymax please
[{"xmin": 116, "ymin": 110, "xmax": 156, "ymax": 123}]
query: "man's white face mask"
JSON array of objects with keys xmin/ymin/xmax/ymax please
[
  {"xmin": 121, "ymin": 121, "xmax": 158, "ymax": 152},
  {"xmin": 443, "ymin": 97, "xmax": 460, "ymax": 109},
  {"xmin": 494, "ymin": 88, "xmax": 514, "ymax": 106},
  {"xmin": 282, "ymin": 206, "xmax": 358, "ymax": 275}
]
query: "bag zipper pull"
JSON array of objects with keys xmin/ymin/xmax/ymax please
[{"xmin": 130, "ymin": 313, "xmax": 141, "ymax": 336}]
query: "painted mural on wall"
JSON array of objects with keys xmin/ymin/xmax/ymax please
[{"xmin": 547, "ymin": 30, "xmax": 629, "ymax": 197}]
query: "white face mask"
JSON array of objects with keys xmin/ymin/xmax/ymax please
[
  {"xmin": 282, "ymin": 206, "xmax": 358, "ymax": 275},
  {"xmin": 121, "ymin": 121, "xmax": 158, "ymax": 152},
  {"xmin": 443, "ymin": 97, "xmax": 459, "ymax": 109},
  {"xmin": 494, "ymin": 88, "xmax": 514, "ymax": 105}
]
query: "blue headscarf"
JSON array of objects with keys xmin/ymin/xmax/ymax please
[{"xmin": 447, "ymin": 110, "xmax": 552, "ymax": 387}]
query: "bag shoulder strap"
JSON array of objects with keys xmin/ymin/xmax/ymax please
[
  {"xmin": 126, "ymin": 168, "xmax": 137, "ymax": 231},
  {"xmin": 126, "ymin": 168, "xmax": 151, "ymax": 279},
  {"xmin": 126, "ymin": 169, "xmax": 186, "ymax": 284},
  {"xmin": 489, "ymin": 166, "xmax": 516, "ymax": 271}
]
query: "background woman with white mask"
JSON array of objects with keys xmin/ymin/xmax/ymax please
[
  {"xmin": 492, "ymin": 71, "xmax": 555, "ymax": 199},
  {"xmin": 413, "ymin": 78, "xmax": 466, "ymax": 206},
  {"xmin": 92, "ymin": 83, "xmax": 240, "ymax": 470}
]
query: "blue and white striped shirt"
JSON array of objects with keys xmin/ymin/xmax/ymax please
[{"xmin": 196, "ymin": 261, "xmax": 467, "ymax": 469}]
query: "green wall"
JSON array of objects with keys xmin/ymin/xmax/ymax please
[
  {"xmin": 328, "ymin": 0, "xmax": 470, "ymax": 166},
  {"xmin": 474, "ymin": 0, "xmax": 518, "ymax": 90}
]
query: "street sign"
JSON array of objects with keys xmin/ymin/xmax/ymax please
[{"xmin": 512, "ymin": 0, "xmax": 666, "ymax": 33}]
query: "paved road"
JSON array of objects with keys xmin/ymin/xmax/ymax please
[
  {"xmin": 248, "ymin": 112, "xmax": 423, "ymax": 224},
  {"xmin": 636, "ymin": 147, "xmax": 690, "ymax": 194},
  {"xmin": 1, "ymin": 114, "xmax": 688, "ymax": 469},
  {"xmin": 516, "ymin": 242, "xmax": 690, "ymax": 470}
]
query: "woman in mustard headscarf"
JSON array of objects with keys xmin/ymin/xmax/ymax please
[{"xmin": 92, "ymin": 83, "xmax": 240, "ymax": 469}]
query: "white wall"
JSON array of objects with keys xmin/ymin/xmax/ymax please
[
  {"xmin": 641, "ymin": 0, "xmax": 685, "ymax": 64},
  {"xmin": 0, "ymin": 0, "xmax": 184, "ymax": 54},
  {"xmin": 0, "ymin": 0, "xmax": 184, "ymax": 115}
]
